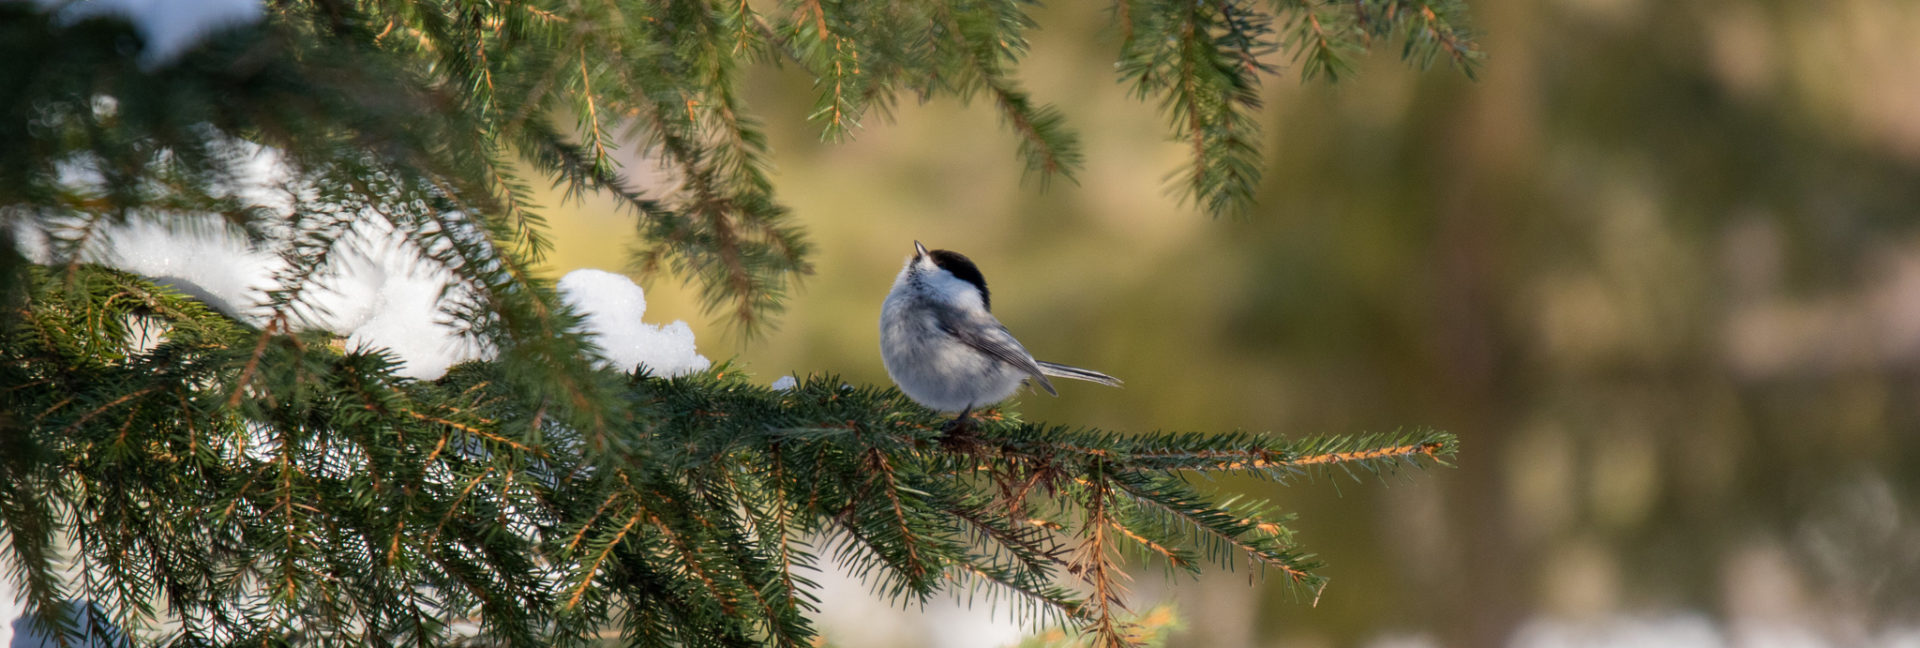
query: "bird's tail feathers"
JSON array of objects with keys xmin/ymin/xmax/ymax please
[{"xmin": 1036, "ymin": 361, "xmax": 1123, "ymax": 388}]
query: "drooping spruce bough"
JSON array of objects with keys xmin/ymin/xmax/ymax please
[
  {"xmin": 4, "ymin": 266, "xmax": 1456, "ymax": 646},
  {"xmin": 1, "ymin": 0, "xmax": 1475, "ymax": 646}
]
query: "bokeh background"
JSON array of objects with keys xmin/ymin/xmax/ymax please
[{"xmin": 536, "ymin": 0, "xmax": 1920, "ymax": 646}]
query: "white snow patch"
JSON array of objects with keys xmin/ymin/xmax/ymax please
[
  {"xmin": 771, "ymin": 375, "xmax": 797, "ymax": 391},
  {"xmin": 36, "ymin": 0, "xmax": 264, "ymax": 67},
  {"xmin": 319, "ymin": 223, "xmax": 485, "ymax": 380},
  {"xmin": 15, "ymin": 213, "xmax": 488, "ymax": 379},
  {"xmin": 0, "ymin": 144, "xmax": 722, "ymax": 643},
  {"xmin": 0, "ymin": 578, "xmax": 18, "ymax": 648},
  {"xmin": 15, "ymin": 218, "xmax": 713, "ymax": 380},
  {"xmin": 90, "ymin": 219, "xmax": 282, "ymax": 321},
  {"xmin": 557, "ymin": 269, "xmax": 710, "ymax": 377},
  {"xmin": 10, "ymin": 146, "xmax": 706, "ymax": 381}
]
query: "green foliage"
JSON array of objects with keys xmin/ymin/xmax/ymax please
[
  {"xmin": 0, "ymin": 0, "xmax": 1473, "ymax": 645},
  {"xmin": 0, "ymin": 0, "xmax": 1477, "ymax": 332},
  {"xmin": 1115, "ymin": 0, "xmax": 1482, "ymax": 216},
  {"xmin": 2, "ymin": 266, "xmax": 1455, "ymax": 646}
]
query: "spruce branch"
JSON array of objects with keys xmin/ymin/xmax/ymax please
[
  {"xmin": 1, "ymin": 1, "xmax": 1480, "ymax": 644},
  {"xmin": 928, "ymin": 0, "xmax": 1085, "ymax": 187},
  {"xmin": 786, "ymin": 0, "xmax": 870, "ymax": 141},
  {"xmin": 1069, "ymin": 467, "xmax": 1136, "ymax": 648},
  {"xmin": 1118, "ymin": 0, "xmax": 1271, "ymax": 217},
  {"xmin": 4, "ymin": 268, "xmax": 1457, "ymax": 645},
  {"xmin": 1, "ymin": 0, "xmax": 1476, "ymax": 337},
  {"xmin": 1283, "ymin": 3, "xmax": 1362, "ymax": 82}
]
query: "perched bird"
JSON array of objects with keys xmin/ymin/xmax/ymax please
[{"xmin": 880, "ymin": 241, "xmax": 1121, "ymax": 429}]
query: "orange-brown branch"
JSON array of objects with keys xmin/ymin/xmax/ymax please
[
  {"xmin": 402, "ymin": 410, "xmax": 539, "ymax": 455},
  {"xmin": 226, "ymin": 316, "xmax": 282, "ymax": 409},
  {"xmin": 60, "ymin": 386, "xmax": 159, "ymax": 433},
  {"xmin": 565, "ymin": 507, "xmax": 647, "ymax": 610},
  {"xmin": 1106, "ymin": 521, "xmax": 1190, "ymax": 569},
  {"xmin": 1104, "ymin": 441, "xmax": 1450, "ymax": 472},
  {"xmin": 1290, "ymin": 441, "xmax": 1449, "ymax": 466}
]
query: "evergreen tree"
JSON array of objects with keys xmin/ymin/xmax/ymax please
[{"xmin": 0, "ymin": 1, "xmax": 1477, "ymax": 646}]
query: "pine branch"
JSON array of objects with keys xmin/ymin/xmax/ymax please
[
  {"xmin": 0, "ymin": 452, "xmax": 71, "ymax": 646},
  {"xmin": 693, "ymin": 471, "xmax": 819, "ymax": 647},
  {"xmin": 0, "ymin": 0, "xmax": 1483, "ymax": 643},
  {"xmin": 948, "ymin": 496, "xmax": 1068, "ymax": 579},
  {"xmin": 943, "ymin": 557, "xmax": 1086, "ymax": 631},
  {"xmin": 5, "ymin": 267, "xmax": 1458, "ymax": 646},
  {"xmin": 1069, "ymin": 467, "xmax": 1136, "ymax": 648},
  {"xmin": 1347, "ymin": 0, "xmax": 1486, "ymax": 78},
  {"xmin": 787, "ymin": 0, "xmax": 870, "ymax": 141},
  {"xmin": 1108, "ymin": 474, "xmax": 1323, "ymax": 591},
  {"xmin": 514, "ymin": 120, "xmax": 674, "ymax": 221},
  {"xmin": 1, "ymin": 0, "xmax": 1479, "ymax": 336},
  {"xmin": 1119, "ymin": 0, "xmax": 1271, "ymax": 217},
  {"xmin": 727, "ymin": 466, "xmax": 823, "ymax": 647},
  {"xmin": 1283, "ymin": 3, "xmax": 1361, "ymax": 82},
  {"xmin": 935, "ymin": 0, "xmax": 1084, "ymax": 187}
]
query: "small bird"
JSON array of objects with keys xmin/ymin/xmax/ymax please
[{"xmin": 880, "ymin": 241, "xmax": 1121, "ymax": 430}]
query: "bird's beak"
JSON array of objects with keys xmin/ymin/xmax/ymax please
[{"xmin": 913, "ymin": 241, "xmax": 928, "ymax": 258}]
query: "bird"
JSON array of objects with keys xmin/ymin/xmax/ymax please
[{"xmin": 879, "ymin": 241, "xmax": 1121, "ymax": 431}]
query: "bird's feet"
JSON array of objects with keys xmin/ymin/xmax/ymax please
[{"xmin": 938, "ymin": 407, "xmax": 979, "ymax": 450}]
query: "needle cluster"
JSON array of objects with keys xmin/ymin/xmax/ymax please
[
  {"xmin": 2, "ymin": 266, "xmax": 1455, "ymax": 647},
  {"xmin": 0, "ymin": 1, "xmax": 1472, "ymax": 645}
]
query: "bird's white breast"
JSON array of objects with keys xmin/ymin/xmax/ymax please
[{"xmin": 880, "ymin": 279, "xmax": 1026, "ymax": 412}]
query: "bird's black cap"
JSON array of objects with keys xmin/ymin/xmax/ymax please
[{"xmin": 914, "ymin": 241, "xmax": 990, "ymax": 311}]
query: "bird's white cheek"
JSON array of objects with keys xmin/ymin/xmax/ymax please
[{"xmin": 925, "ymin": 275, "xmax": 986, "ymax": 312}]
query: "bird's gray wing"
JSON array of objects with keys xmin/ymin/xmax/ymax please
[{"xmin": 935, "ymin": 308, "xmax": 1057, "ymax": 396}]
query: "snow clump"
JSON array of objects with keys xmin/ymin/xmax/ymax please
[{"xmin": 557, "ymin": 269, "xmax": 710, "ymax": 377}]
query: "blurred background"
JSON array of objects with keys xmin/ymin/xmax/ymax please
[{"xmin": 536, "ymin": 0, "xmax": 1920, "ymax": 645}]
